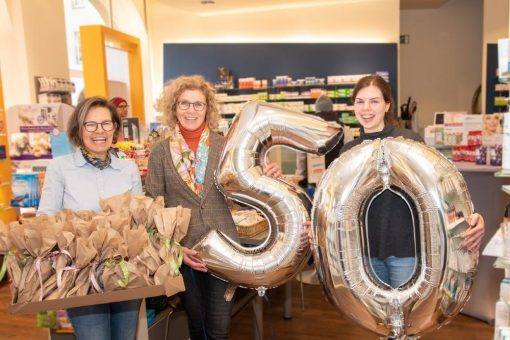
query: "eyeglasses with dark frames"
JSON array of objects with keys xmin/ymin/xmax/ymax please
[
  {"xmin": 83, "ymin": 121, "xmax": 116, "ymax": 132},
  {"xmin": 177, "ymin": 101, "xmax": 207, "ymax": 111}
]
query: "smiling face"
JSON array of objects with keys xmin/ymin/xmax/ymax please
[
  {"xmin": 484, "ymin": 114, "xmax": 501, "ymax": 134},
  {"xmin": 81, "ymin": 106, "xmax": 115, "ymax": 160},
  {"xmin": 353, "ymin": 85, "xmax": 390, "ymax": 134},
  {"xmin": 175, "ymin": 89, "xmax": 207, "ymax": 132}
]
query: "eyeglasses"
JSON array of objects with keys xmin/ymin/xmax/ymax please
[
  {"xmin": 117, "ymin": 104, "xmax": 129, "ymax": 109},
  {"xmin": 177, "ymin": 101, "xmax": 206, "ymax": 111},
  {"xmin": 83, "ymin": 121, "xmax": 116, "ymax": 132}
]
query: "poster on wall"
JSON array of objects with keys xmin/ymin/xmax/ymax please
[
  {"xmin": 16, "ymin": 105, "xmax": 58, "ymax": 132},
  {"xmin": 9, "ymin": 132, "xmax": 52, "ymax": 160},
  {"xmin": 6, "ymin": 104, "xmax": 73, "ymax": 136}
]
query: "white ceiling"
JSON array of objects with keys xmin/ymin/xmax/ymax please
[{"xmin": 157, "ymin": 0, "xmax": 449, "ymax": 14}]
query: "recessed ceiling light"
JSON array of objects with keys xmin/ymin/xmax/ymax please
[{"xmin": 201, "ymin": 0, "xmax": 215, "ymax": 4}]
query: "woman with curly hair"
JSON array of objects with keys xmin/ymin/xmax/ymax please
[{"xmin": 145, "ymin": 75, "xmax": 281, "ymax": 339}]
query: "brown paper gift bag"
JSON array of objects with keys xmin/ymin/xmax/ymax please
[
  {"xmin": 131, "ymin": 240, "xmax": 161, "ymax": 279},
  {"xmin": 16, "ymin": 226, "xmax": 58, "ymax": 303},
  {"xmin": 107, "ymin": 212, "xmax": 132, "ymax": 235},
  {"xmin": 102, "ymin": 255, "xmax": 151, "ymax": 291},
  {"xmin": 153, "ymin": 206, "xmax": 191, "ymax": 283},
  {"xmin": 87, "ymin": 228, "xmax": 126, "ymax": 293},
  {"xmin": 163, "ymin": 275, "xmax": 186, "ymax": 296},
  {"xmin": 174, "ymin": 206, "xmax": 191, "ymax": 243},
  {"xmin": 146, "ymin": 196, "xmax": 165, "ymax": 231},
  {"xmin": 45, "ymin": 231, "xmax": 76, "ymax": 300},
  {"xmin": 66, "ymin": 237, "xmax": 97, "ymax": 297},
  {"xmin": 130, "ymin": 195, "xmax": 155, "ymax": 226},
  {"xmin": 100, "ymin": 191, "xmax": 132, "ymax": 213}
]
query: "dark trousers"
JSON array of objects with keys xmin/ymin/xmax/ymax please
[{"xmin": 180, "ymin": 265, "xmax": 233, "ymax": 340}]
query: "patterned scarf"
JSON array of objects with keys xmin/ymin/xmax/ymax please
[
  {"xmin": 169, "ymin": 124, "xmax": 210, "ymax": 196},
  {"xmin": 80, "ymin": 146, "xmax": 111, "ymax": 170}
]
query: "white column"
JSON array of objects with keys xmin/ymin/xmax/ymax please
[{"xmin": 0, "ymin": 0, "xmax": 69, "ymax": 108}]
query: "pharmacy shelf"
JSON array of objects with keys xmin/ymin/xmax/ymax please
[
  {"xmin": 494, "ymin": 257, "xmax": 510, "ymax": 270},
  {"xmin": 453, "ymin": 161, "xmax": 500, "ymax": 173},
  {"xmin": 496, "ymin": 170, "xmax": 510, "ymax": 177}
]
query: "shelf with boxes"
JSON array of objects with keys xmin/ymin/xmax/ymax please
[
  {"xmin": 35, "ymin": 76, "xmax": 76, "ymax": 106},
  {"xmin": 217, "ymin": 85, "xmax": 359, "ymax": 127},
  {"xmin": 215, "ymin": 73, "xmax": 390, "ymax": 128},
  {"xmin": 217, "ymin": 83, "xmax": 354, "ymax": 107},
  {"xmin": 494, "ymin": 82, "xmax": 509, "ymax": 113}
]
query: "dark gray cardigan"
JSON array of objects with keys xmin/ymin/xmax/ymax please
[{"xmin": 341, "ymin": 124, "xmax": 423, "ymax": 260}]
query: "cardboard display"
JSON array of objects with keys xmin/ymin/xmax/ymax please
[
  {"xmin": 6, "ymin": 104, "xmax": 73, "ymax": 134},
  {"xmin": 306, "ymin": 154, "xmax": 326, "ymax": 184},
  {"xmin": 122, "ymin": 117, "xmax": 140, "ymax": 142},
  {"xmin": 9, "ymin": 275, "xmax": 184, "ymax": 315}
]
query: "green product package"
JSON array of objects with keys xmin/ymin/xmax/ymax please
[{"xmin": 36, "ymin": 311, "xmax": 58, "ymax": 329}]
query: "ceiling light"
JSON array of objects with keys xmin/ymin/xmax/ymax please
[{"xmin": 197, "ymin": 0, "xmax": 376, "ymax": 17}]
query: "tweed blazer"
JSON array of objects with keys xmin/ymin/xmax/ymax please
[{"xmin": 145, "ymin": 131, "xmax": 239, "ymax": 248}]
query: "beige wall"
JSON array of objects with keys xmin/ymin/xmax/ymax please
[
  {"xmin": 482, "ymin": 0, "xmax": 509, "ymax": 114},
  {"xmin": 400, "ymin": 0, "xmax": 483, "ymax": 132},
  {"xmin": 0, "ymin": 0, "xmax": 69, "ymax": 108},
  {"xmin": 148, "ymin": 0, "xmax": 399, "ymax": 110}
]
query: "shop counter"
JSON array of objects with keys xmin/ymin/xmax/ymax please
[{"xmin": 452, "ymin": 161, "xmax": 507, "ymax": 323}]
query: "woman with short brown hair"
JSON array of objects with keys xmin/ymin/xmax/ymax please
[{"xmin": 38, "ymin": 96, "xmax": 142, "ymax": 339}]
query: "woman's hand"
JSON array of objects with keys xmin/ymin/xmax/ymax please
[
  {"xmin": 462, "ymin": 213, "xmax": 485, "ymax": 252},
  {"xmin": 299, "ymin": 221, "xmax": 311, "ymax": 253},
  {"xmin": 304, "ymin": 220, "xmax": 314, "ymax": 251},
  {"xmin": 183, "ymin": 247, "xmax": 207, "ymax": 272},
  {"xmin": 263, "ymin": 162, "xmax": 282, "ymax": 179}
]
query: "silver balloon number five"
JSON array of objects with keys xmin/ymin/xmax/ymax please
[
  {"xmin": 193, "ymin": 101, "xmax": 342, "ymax": 294},
  {"xmin": 313, "ymin": 137, "xmax": 478, "ymax": 338}
]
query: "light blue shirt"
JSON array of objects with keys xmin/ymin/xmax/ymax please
[{"xmin": 37, "ymin": 150, "xmax": 142, "ymax": 216}]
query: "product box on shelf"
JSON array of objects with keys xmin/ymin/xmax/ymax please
[
  {"xmin": 424, "ymin": 112, "xmax": 497, "ymax": 164},
  {"xmin": 503, "ymin": 112, "xmax": 510, "ymax": 170},
  {"xmin": 10, "ymin": 173, "xmax": 39, "ymax": 207},
  {"xmin": 440, "ymin": 111, "xmax": 480, "ymax": 146},
  {"xmin": 306, "ymin": 154, "xmax": 326, "ymax": 184},
  {"xmin": 327, "ymin": 73, "xmax": 370, "ymax": 85}
]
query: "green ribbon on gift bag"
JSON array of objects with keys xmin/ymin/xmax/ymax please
[
  {"xmin": 117, "ymin": 261, "xmax": 129, "ymax": 288},
  {"xmin": 105, "ymin": 258, "xmax": 130, "ymax": 289},
  {"xmin": 169, "ymin": 240, "xmax": 183, "ymax": 277},
  {"xmin": 160, "ymin": 235, "xmax": 183, "ymax": 276}
]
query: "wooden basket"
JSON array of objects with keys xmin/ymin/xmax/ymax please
[
  {"xmin": 232, "ymin": 210, "xmax": 269, "ymax": 238},
  {"xmin": 236, "ymin": 220, "xmax": 269, "ymax": 238}
]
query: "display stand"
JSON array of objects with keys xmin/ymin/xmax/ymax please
[{"xmin": 4, "ymin": 103, "xmax": 73, "ymax": 217}]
